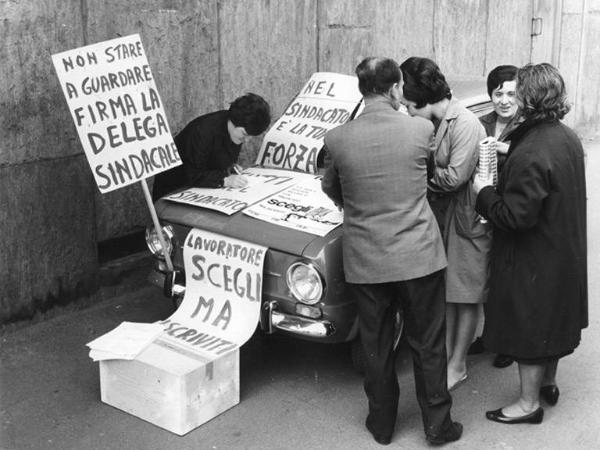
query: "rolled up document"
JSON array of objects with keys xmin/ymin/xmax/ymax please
[
  {"xmin": 479, "ymin": 136, "xmax": 498, "ymax": 185},
  {"xmin": 477, "ymin": 137, "xmax": 498, "ymax": 224}
]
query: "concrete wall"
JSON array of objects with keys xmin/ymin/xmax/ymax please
[
  {"xmin": 531, "ymin": 0, "xmax": 600, "ymax": 138},
  {"xmin": 0, "ymin": 0, "xmax": 587, "ymax": 323},
  {"xmin": 560, "ymin": 0, "xmax": 600, "ymax": 137}
]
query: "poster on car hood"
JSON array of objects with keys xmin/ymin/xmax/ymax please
[
  {"xmin": 158, "ymin": 229, "xmax": 266, "ymax": 360},
  {"xmin": 163, "ymin": 166, "xmax": 299, "ymax": 215},
  {"xmin": 52, "ymin": 34, "xmax": 180, "ymax": 193},
  {"xmin": 255, "ymin": 72, "xmax": 363, "ymax": 174},
  {"xmin": 243, "ymin": 177, "xmax": 343, "ymax": 236}
]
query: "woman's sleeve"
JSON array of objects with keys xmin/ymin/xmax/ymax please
[
  {"xmin": 475, "ymin": 150, "xmax": 549, "ymax": 231},
  {"xmin": 431, "ymin": 115, "xmax": 482, "ymax": 192},
  {"xmin": 180, "ymin": 127, "xmax": 228, "ymax": 188}
]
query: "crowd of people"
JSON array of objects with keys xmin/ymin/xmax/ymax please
[
  {"xmin": 152, "ymin": 56, "xmax": 588, "ymax": 447},
  {"xmin": 322, "ymin": 57, "xmax": 588, "ymax": 445}
]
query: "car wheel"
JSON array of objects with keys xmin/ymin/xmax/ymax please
[{"xmin": 351, "ymin": 311, "xmax": 404, "ymax": 374}]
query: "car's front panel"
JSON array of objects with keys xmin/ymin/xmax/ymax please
[{"xmin": 147, "ymin": 215, "xmax": 357, "ymax": 344}]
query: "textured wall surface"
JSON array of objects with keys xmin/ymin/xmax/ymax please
[
  {"xmin": 562, "ymin": 0, "xmax": 600, "ymax": 137},
  {"xmin": 0, "ymin": 0, "xmax": 84, "ymax": 166},
  {"xmin": 84, "ymin": 0, "xmax": 221, "ymax": 240},
  {"xmin": 219, "ymin": 0, "xmax": 318, "ymax": 165},
  {"xmin": 576, "ymin": 2, "xmax": 600, "ymax": 134},
  {"xmin": 0, "ymin": 157, "xmax": 97, "ymax": 323},
  {"xmin": 1, "ymin": 0, "xmax": 594, "ymax": 323}
]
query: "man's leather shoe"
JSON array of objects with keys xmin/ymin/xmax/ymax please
[
  {"xmin": 486, "ymin": 407, "xmax": 544, "ymax": 424},
  {"xmin": 493, "ymin": 354, "xmax": 514, "ymax": 368},
  {"xmin": 540, "ymin": 385, "xmax": 559, "ymax": 405},
  {"xmin": 366, "ymin": 420, "xmax": 392, "ymax": 445},
  {"xmin": 371, "ymin": 434, "xmax": 391, "ymax": 445},
  {"xmin": 426, "ymin": 422, "xmax": 463, "ymax": 446}
]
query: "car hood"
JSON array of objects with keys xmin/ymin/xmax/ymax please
[{"xmin": 155, "ymin": 198, "xmax": 333, "ymax": 256}]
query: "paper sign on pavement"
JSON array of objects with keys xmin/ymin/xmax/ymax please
[{"xmin": 158, "ymin": 229, "xmax": 266, "ymax": 360}]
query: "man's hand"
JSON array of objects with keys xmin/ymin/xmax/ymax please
[{"xmin": 224, "ymin": 174, "xmax": 249, "ymax": 188}]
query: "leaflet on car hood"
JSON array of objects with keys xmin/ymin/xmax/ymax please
[
  {"xmin": 160, "ymin": 166, "xmax": 342, "ymax": 241},
  {"xmin": 243, "ymin": 178, "xmax": 342, "ymax": 236},
  {"xmin": 163, "ymin": 167, "xmax": 300, "ymax": 215}
]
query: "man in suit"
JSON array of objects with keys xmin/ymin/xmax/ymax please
[{"xmin": 321, "ymin": 57, "xmax": 462, "ymax": 446}]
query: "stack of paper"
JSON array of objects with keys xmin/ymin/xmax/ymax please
[{"xmin": 87, "ymin": 321, "xmax": 165, "ymax": 361}]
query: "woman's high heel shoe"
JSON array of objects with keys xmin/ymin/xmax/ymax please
[
  {"xmin": 540, "ymin": 385, "xmax": 559, "ymax": 406},
  {"xmin": 486, "ymin": 407, "xmax": 544, "ymax": 424}
]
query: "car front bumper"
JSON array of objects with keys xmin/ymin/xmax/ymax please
[{"xmin": 148, "ymin": 268, "xmax": 337, "ymax": 339}]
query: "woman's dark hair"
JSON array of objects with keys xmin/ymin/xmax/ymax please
[
  {"xmin": 355, "ymin": 57, "xmax": 401, "ymax": 97},
  {"xmin": 399, "ymin": 57, "xmax": 452, "ymax": 108},
  {"xmin": 486, "ymin": 65, "xmax": 518, "ymax": 98},
  {"xmin": 516, "ymin": 63, "xmax": 570, "ymax": 121},
  {"xmin": 228, "ymin": 93, "xmax": 271, "ymax": 135}
]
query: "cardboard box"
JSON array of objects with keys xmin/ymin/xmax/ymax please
[{"xmin": 99, "ymin": 340, "xmax": 239, "ymax": 435}]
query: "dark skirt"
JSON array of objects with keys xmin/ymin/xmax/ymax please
[{"xmin": 513, "ymin": 349, "xmax": 573, "ymax": 366}]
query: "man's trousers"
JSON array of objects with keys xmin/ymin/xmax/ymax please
[{"xmin": 351, "ymin": 269, "xmax": 454, "ymax": 440}]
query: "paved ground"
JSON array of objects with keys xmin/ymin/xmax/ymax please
[{"xmin": 1, "ymin": 138, "xmax": 599, "ymax": 450}]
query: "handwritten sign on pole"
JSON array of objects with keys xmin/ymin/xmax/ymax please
[
  {"xmin": 52, "ymin": 34, "xmax": 181, "ymax": 193},
  {"xmin": 255, "ymin": 72, "xmax": 363, "ymax": 174},
  {"xmin": 158, "ymin": 229, "xmax": 266, "ymax": 360}
]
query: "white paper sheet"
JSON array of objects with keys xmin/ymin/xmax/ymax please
[{"xmin": 86, "ymin": 321, "xmax": 165, "ymax": 361}]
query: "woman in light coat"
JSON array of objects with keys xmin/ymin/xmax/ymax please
[{"xmin": 400, "ymin": 57, "xmax": 490, "ymax": 390}]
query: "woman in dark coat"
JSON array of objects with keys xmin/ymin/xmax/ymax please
[
  {"xmin": 152, "ymin": 93, "xmax": 271, "ymax": 201},
  {"xmin": 474, "ymin": 63, "xmax": 588, "ymax": 424}
]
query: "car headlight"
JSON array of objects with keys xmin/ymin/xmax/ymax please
[
  {"xmin": 286, "ymin": 262, "xmax": 324, "ymax": 305},
  {"xmin": 145, "ymin": 225, "xmax": 175, "ymax": 259}
]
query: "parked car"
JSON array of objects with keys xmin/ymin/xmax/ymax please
[{"xmin": 146, "ymin": 76, "xmax": 492, "ymax": 370}]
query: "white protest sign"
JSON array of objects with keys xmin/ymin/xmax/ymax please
[
  {"xmin": 163, "ymin": 167, "xmax": 299, "ymax": 215},
  {"xmin": 158, "ymin": 229, "xmax": 266, "ymax": 360},
  {"xmin": 243, "ymin": 177, "xmax": 342, "ymax": 236},
  {"xmin": 255, "ymin": 72, "xmax": 363, "ymax": 173},
  {"xmin": 52, "ymin": 34, "xmax": 180, "ymax": 193}
]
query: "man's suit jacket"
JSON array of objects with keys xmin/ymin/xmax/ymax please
[{"xmin": 321, "ymin": 97, "xmax": 447, "ymax": 284}]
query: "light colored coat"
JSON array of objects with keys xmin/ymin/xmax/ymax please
[
  {"xmin": 429, "ymin": 99, "xmax": 490, "ymax": 303},
  {"xmin": 321, "ymin": 97, "xmax": 446, "ymax": 284}
]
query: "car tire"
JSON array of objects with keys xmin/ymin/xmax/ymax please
[{"xmin": 351, "ymin": 312, "xmax": 404, "ymax": 374}]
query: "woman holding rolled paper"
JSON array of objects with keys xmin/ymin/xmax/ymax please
[
  {"xmin": 470, "ymin": 65, "xmax": 522, "ymax": 369},
  {"xmin": 399, "ymin": 57, "xmax": 490, "ymax": 391},
  {"xmin": 473, "ymin": 63, "xmax": 587, "ymax": 424},
  {"xmin": 479, "ymin": 65, "xmax": 522, "ymax": 174}
]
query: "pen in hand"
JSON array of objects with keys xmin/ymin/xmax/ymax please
[{"xmin": 224, "ymin": 164, "xmax": 248, "ymax": 188}]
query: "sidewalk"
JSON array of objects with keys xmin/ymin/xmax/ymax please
[{"xmin": 1, "ymin": 139, "xmax": 599, "ymax": 450}]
